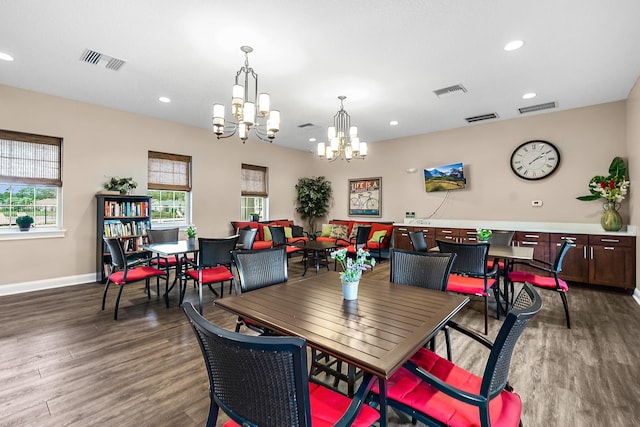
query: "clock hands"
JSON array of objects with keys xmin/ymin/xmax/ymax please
[{"xmin": 528, "ymin": 150, "xmax": 553, "ymax": 165}]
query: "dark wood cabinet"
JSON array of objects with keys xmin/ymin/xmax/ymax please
[
  {"xmin": 393, "ymin": 226, "xmax": 435, "ymax": 251},
  {"xmin": 96, "ymin": 194, "xmax": 151, "ymax": 283},
  {"xmin": 550, "ymin": 233, "xmax": 589, "ymax": 283},
  {"xmin": 513, "ymin": 231, "xmax": 549, "ymax": 273},
  {"xmin": 588, "ymin": 235, "xmax": 635, "ymax": 289}
]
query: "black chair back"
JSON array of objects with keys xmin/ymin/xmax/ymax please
[
  {"xmin": 197, "ymin": 235, "xmax": 239, "ymax": 268},
  {"xmin": 237, "ymin": 227, "xmax": 258, "ymax": 250},
  {"xmin": 182, "ymin": 302, "xmax": 313, "ymax": 426},
  {"xmin": 269, "ymin": 226, "xmax": 287, "ymax": 247},
  {"xmin": 487, "ymin": 230, "xmax": 515, "ymax": 247},
  {"xmin": 103, "ymin": 237, "xmax": 127, "ymax": 269},
  {"xmin": 147, "ymin": 227, "xmax": 179, "ymax": 243},
  {"xmin": 436, "ymin": 240, "xmax": 490, "ymax": 277},
  {"xmin": 233, "ymin": 246, "xmax": 288, "ymax": 294},
  {"xmin": 390, "ymin": 249, "xmax": 456, "ymax": 291},
  {"xmin": 354, "ymin": 225, "xmax": 372, "ymax": 245},
  {"xmin": 408, "ymin": 231, "xmax": 429, "ymax": 252},
  {"xmin": 482, "ymin": 283, "xmax": 542, "ymax": 401}
]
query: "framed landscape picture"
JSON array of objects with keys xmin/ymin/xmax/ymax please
[{"xmin": 348, "ymin": 177, "xmax": 381, "ymax": 217}]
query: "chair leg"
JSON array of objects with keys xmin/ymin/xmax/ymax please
[
  {"xmin": 198, "ymin": 281, "xmax": 203, "ymax": 314},
  {"xmin": 560, "ymin": 291, "xmax": 571, "ymax": 329},
  {"xmin": 444, "ymin": 326, "xmax": 453, "ymax": 361},
  {"xmin": 114, "ymin": 285, "xmax": 125, "ymax": 320},
  {"xmin": 102, "ymin": 280, "xmax": 111, "ymax": 311},
  {"xmin": 484, "ymin": 296, "xmax": 489, "ymax": 335}
]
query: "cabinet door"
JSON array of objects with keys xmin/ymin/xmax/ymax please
[
  {"xmin": 459, "ymin": 228, "xmax": 479, "ymax": 243},
  {"xmin": 550, "ymin": 233, "xmax": 589, "ymax": 283},
  {"xmin": 393, "ymin": 226, "xmax": 413, "ymax": 251},
  {"xmin": 514, "ymin": 232, "xmax": 549, "ymax": 273},
  {"xmin": 588, "ymin": 235, "xmax": 635, "ymax": 288}
]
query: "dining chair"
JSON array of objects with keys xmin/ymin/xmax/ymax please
[
  {"xmin": 232, "ymin": 246, "xmax": 288, "ymax": 334},
  {"xmin": 369, "ymin": 283, "xmax": 542, "ymax": 427},
  {"xmin": 390, "ymin": 248, "xmax": 457, "ymax": 359},
  {"xmin": 436, "ymin": 240, "xmax": 499, "ymax": 335},
  {"xmin": 486, "ymin": 230, "xmax": 515, "ymax": 270},
  {"xmin": 236, "ymin": 227, "xmax": 258, "ymax": 250},
  {"xmin": 508, "ymin": 240, "xmax": 572, "ymax": 328},
  {"xmin": 147, "ymin": 227, "xmax": 182, "ymax": 278},
  {"xmin": 269, "ymin": 225, "xmax": 304, "ymax": 260},
  {"xmin": 181, "ymin": 235, "xmax": 239, "ymax": 314},
  {"xmin": 408, "ymin": 230, "xmax": 429, "ymax": 252},
  {"xmin": 102, "ymin": 237, "xmax": 169, "ymax": 320},
  {"xmin": 346, "ymin": 225, "xmax": 372, "ymax": 255},
  {"xmin": 182, "ymin": 302, "xmax": 380, "ymax": 427}
]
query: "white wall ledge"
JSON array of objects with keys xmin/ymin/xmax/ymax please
[{"xmin": 0, "ymin": 229, "xmax": 66, "ymax": 241}]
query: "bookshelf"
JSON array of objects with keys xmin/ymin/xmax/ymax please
[{"xmin": 96, "ymin": 194, "xmax": 151, "ymax": 283}]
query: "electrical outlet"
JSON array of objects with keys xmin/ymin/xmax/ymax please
[{"xmin": 532, "ymin": 200, "xmax": 543, "ymax": 207}]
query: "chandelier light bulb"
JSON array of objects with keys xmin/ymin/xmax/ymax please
[
  {"xmin": 317, "ymin": 142, "xmax": 326, "ymax": 157},
  {"xmin": 258, "ymin": 93, "xmax": 270, "ymax": 116}
]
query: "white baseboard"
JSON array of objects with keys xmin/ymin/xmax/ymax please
[
  {"xmin": 0, "ymin": 273, "xmax": 98, "ymax": 296},
  {"xmin": 634, "ymin": 288, "xmax": 640, "ymax": 306}
]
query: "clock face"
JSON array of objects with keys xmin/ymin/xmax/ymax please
[{"xmin": 510, "ymin": 140, "xmax": 560, "ymax": 180}]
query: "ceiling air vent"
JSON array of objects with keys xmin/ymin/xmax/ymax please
[
  {"xmin": 434, "ymin": 84, "xmax": 467, "ymax": 98},
  {"xmin": 465, "ymin": 112, "xmax": 499, "ymax": 123},
  {"xmin": 518, "ymin": 101, "xmax": 557, "ymax": 114},
  {"xmin": 80, "ymin": 49, "xmax": 126, "ymax": 71},
  {"xmin": 297, "ymin": 123, "xmax": 315, "ymax": 128}
]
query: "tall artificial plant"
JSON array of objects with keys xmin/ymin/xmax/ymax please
[{"xmin": 295, "ymin": 176, "xmax": 332, "ymax": 235}]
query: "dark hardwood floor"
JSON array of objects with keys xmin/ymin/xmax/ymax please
[{"xmin": 1, "ymin": 259, "xmax": 639, "ymax": 426}]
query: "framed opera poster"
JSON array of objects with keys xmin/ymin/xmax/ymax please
[{"xmin": 348, "ymin": 177, "xmax": 381, "ymax": 217}]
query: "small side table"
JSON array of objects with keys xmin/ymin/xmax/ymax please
[{"xmin": 292, "ymin": 241, "xmax": 339, "ymax": 276}]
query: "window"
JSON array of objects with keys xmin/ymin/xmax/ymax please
[
  {"xmin": 241, "ymin": 164, "xmax": 268, "ymax": 221},
  {"xmin": 148, "ymin": 151, "xmax": 192, "ymax": 225},
  {"xmin": 0, "ymin": 130, "xmax": 62, "ymax": 230}
]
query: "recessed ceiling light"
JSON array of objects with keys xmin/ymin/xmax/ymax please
[
  {"xmin": 504, "ymin": 40, "xmax": 524, "ymax": 51},
  {"xmin": 522, "ymin": 92, "xmax": 537, "ymax": 99},
  {"xmin": 0, "ymin": 52, "xmax": 14, "ymax": 61},
  {"xmin": 389, "ymin": 120, "xmax": 399, "ymax": 126},
  {"xmin": 309, "ymin": 137, "xmax": 316, "ymax": 142},
  {"xmin": 158, "ymin": 96, "xmax": 171, "ymax": 103}
]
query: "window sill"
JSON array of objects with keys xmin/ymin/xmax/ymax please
[{"xmin": 0, "ymin": 229, "xmax": 66, "ymax": 241}]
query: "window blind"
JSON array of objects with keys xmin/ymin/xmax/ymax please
[
  {"xmin": 148, "ymin": 151, "xmax": 192, "ymax": 191},
  {"xmin": 0, "ymin": 130, "xmax": 62, "ymax": 186},
  {"xmin": 241, "ymin": 164, "xmax": 268, "ymax": 197}
]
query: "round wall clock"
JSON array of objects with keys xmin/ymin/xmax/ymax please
[{"xmin": 510, "ymin": 140, "xmax": 561, "ymax": 180}]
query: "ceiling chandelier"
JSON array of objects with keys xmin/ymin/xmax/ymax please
[
  {"xmin": 212, "ymin": 46, "xmax": 280, "ymax": 143},
  {"xmin": 317, "ymin": 96, "xmax": 367, "ymax": 161}
]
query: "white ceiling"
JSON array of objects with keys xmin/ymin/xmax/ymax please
[{"xmin": 1, "ymin": 0, "xmax": 640, "ymax": 152}]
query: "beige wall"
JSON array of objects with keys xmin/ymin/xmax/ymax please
[
  {"xmin": 626, "ymin": 76, "xmax": 640, "ymax": 292},
  {"xmin": 0, "ymin": 83, "xmax": 635, "ymax": 290}
]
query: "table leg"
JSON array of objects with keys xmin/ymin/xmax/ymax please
[
  {"xmin": 301, "ymin": 249, "xmax": 309, "ymax": 276},
  {"xmin": 314, "ymin": 249, "xmax": 321, "ymax": 274},
  {"xmin": 378, "ymin": 378, "xmax": 388, "ymax": 427}
]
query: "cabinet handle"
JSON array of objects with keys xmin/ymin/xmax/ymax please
[
  {"xmin": 604, "ymin": 247, "xmax": 615, "ymax": 250},
  {"xmin": 442, "ymin": 230, "xmax": 453, "ymax": 234},
  {"xmin": 560, "ymin": 236, "xmax": 577, "ymax": 242},
  {"xmin": 524, "ymin": 234, "xmax": 540, "ymax": 238},
  {"xmin": 590, "ymin": 247, "xmax": 593, "ymax": 259},
  {"xmin": 401, "ymin": 233, "xmax": 408, "ymax": 237},
  {"xmin": 600, "ymin": 238, "xmax": 620, "ymax": 243},
  {"xmin": 521, "ymin": 241, "xmax": 538, "ymax": 245},
  {"xmin": 583, "ymin": 246, "xmax": 587, "ymax": 259}
]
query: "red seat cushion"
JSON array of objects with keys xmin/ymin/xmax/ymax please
[
  {"xmin": 185, "ymin": 266, "xmax": 233, "ymax": 284},
  {"xmin": 509, "ymin": 271, "xmax": 568, "ymax": 291},
  {"xmin": 346, "ymin": 244, "xmax": 369, "ymax": 254},
  {"xmin": 108, "ymin": 266, "xmax": 166, "ymax": 285},
  {"xmin": 223, "ymin": 382, "xmax": 379, "ymax": 427},
  {"xmin": 251, "ymin": 240, "xmax": 273, "ymax": 250},
  {"xmin": 447, "ymin": 274, "xmax": 495, "ymax": 296},
  {"xmin": 372, "ymin": 347, "xmax": 521, "ymax": 427},
  {"xmin": 316, "ymin": 236, "xmax": 349, "ymax": 247}
]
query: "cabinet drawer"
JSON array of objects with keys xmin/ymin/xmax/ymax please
[
  {"xmin": 589, "ymin": 235, "xmax": 634, "ymax": 247},
  {"xmin": 515, "ymin": 231, "xmax": 549, "ymax": 243},
  {"xmin": 550, "ymin": 233, "xmax": 588, "ymax": 245}
]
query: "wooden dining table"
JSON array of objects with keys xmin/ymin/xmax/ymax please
[{"xmin": 214, "ymin": 272, "xmax": 469, "ymax": 426}]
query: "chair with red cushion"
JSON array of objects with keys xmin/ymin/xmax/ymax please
[
  {"xmin": 232, "ymin": 246, "xmax": 288, "ymax": 334},
  {"xmin": 269, "ymin": 225, "xmax": 304, "ymax": 259},
  {"xmin": 508, "ymin": 240, "xmax": 572, "ymax": 328},
  {"xmin": 369, "ymin": 283, "xmax": 542, "ymax": 427},
  {"xmin": 181, "ymin": 235, "xmax": 239, "ymax": 314},
  {"xmin": 436, "ymin": 240, "xmax": 499, "ymax": 335},
  {"xmin": 102, "ymin": 237, "xmax": 169, "ymax": 320},
  {"xmin": 182, "ymin": 302, "xmax": 380, "ymax": 427}
]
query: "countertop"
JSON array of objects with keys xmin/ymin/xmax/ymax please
[{"xmin": 393, "ymin": 219, "xmax": 637, "ymax": 237}]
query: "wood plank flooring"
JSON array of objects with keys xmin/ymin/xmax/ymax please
[{"xmin": 1, "ymin": 259, "xmax": 639, "ymax": 426}]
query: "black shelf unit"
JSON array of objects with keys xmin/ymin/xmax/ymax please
[{"xmin": 96, "ymin": 194, "xmax": 151, "ymax": 283}]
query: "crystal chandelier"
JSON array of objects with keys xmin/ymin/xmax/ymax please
[
  {"xmin": 317, "ymin": 96, "xmax": 367, "ymax": 161},
  {"xmin": 212, "ymin": 46, "xmax": 280, "ymax": 143}
]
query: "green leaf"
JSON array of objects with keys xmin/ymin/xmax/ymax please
[
  {"xmin": 576, "ymin": 194, "xmax": 601, "ymax": 201},
  {"xmin": 609, "ymin": 157, "xmax": 626, "ymax": 179}
]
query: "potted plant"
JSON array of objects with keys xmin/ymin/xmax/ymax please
[
  {"xmin": 16, "ymin": 215, "xmax": 34, "ymax": 231},
  {"xmin": 249, "ymin": 212, "xmax": 260, "ymax": 222},
  {"xmin": 295, "ymin": 176, "xmax": 332, "ymax": 239},
  {"xmin": 577, "ymin": 157, "xmax": 630, "ymax": 231},
  {"xmin": 103, "ymin": 177, "xmax": 138, "ymax": 195},
  {"xmin": 186, "ymin": 225, "xmax": 197, "ymax": 245},
  {"xmin": 476, "ymin": 228, "xmax": 492, "ymax": 242},
  {"xmin": 330, "ymin": 248, "xmax": 375, "ymax": 300}
]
